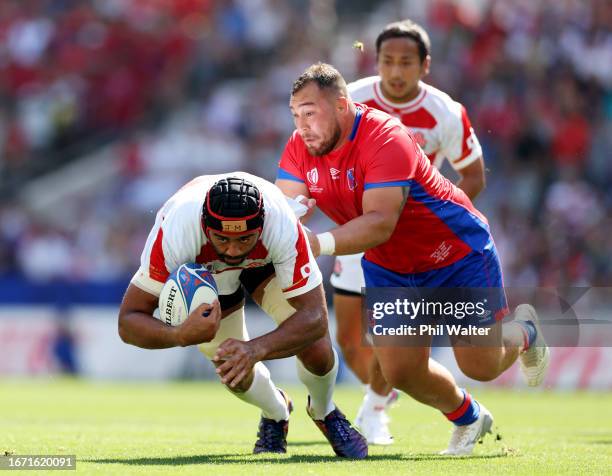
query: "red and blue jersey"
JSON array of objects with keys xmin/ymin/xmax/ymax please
[{"xmin": 278, "ymin": 104, "xmax": 492, "ymax": 274}]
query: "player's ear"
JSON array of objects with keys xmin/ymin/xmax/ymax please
[
  {"xmin": 336, "ymin": 95, "xmax": 349, "ymax": 113},
  {"xmin": 421, "ymin": 55, "xmax": 431, "ymax": 77}
]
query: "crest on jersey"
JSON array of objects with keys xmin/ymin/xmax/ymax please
[
  {"xmin": 347, "ymin": 168, "xmax": 356, "ymax": 191},
  {"xmin": 330, "ymin": 168, "xmax": 340, "ymax": 180},
  {"xmin": 307, "ymin": 167, "xmax": 319, "ymax": 185}
]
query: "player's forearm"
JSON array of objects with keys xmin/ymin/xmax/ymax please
[
  {"xmin": 328, "ymin": 211, "xmax": 397, "ymax": 255},
  {"xmin": 456, "ymin": 157, "xmax": 486, "ymax": 200},
  {"xmin": 118, "ymin": 312, "xmax": 181, "ymax": 349},
  {"xmin": 248, "ymin": 307, "xmax": 328, "ymax": 361},
  {"xmin": 456, "ymin": 174, "xmax": 485, "ymax": 200}
]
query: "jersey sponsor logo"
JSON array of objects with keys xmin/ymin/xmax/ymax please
[
  {"xmin": 330, "ymin": 168, "xmax": 340, "ymax": 180},
  {"xmin": 307, "ymin": 167, "xmax": 319, "ymax": 185},
  {"xmin": 347, "ymin": 168, "xmax": 357, "ymax": 191}
]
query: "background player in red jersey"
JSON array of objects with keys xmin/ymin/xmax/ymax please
[
  {"xmin": 332, "ymin": 20, "xmax": 487, "ymax": 445},
  {"xmin": 276, "ymin": 63, "xmax": 549, "ymax": 455}
]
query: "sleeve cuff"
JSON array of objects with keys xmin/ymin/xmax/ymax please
[
  {"xmin": 282, "ymin": 269, "xmax": 323, "ymax": 300},
  {"xmin": 131, "ymin": 268, "xmax": 165, "ymax": 296},
  {"xmin": 451, "ymin": 152, "xmax": 482, "ymax": 171}
]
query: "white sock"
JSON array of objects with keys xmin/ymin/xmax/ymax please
[
  {"xmin": 297, "ymin": 348, "xmax": 338, "ymax": 420},
  {"xmin": 229, "ymin": 362, "xmax": 289, "ymax": 422},
  {"xmin": 363, "ymin": 385, "xmax": 389, "ymax": 412}
]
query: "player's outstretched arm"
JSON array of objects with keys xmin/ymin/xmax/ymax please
[
  {"xmin": 275, "ymin": 179, "xmax": 309, "ymax": 200},
  {"xmin": 311, "ymin": 185, "xmax": 406, "ymax": 256},
  {"xmin": 118, "ymin": 283, "xmax": 221, "ymax": 349}
]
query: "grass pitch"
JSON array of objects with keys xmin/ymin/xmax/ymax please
[{"xmin": 1, "ymin": 379, "xmax": 611, "ymax": 475}]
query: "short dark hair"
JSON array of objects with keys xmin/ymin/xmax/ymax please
[
  {"xmin": 375, "ymin": 20, "xmax": 431, "ymax": 63},
  {"xmin": 291, "ymin": 62, "xmax": 348, "ymax": 97}
]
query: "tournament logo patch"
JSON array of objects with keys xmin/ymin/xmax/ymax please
[
  {"xmin": 347, "ymin": 168, "xmax": 356, "ymax": 191},
  {"xmin": 307, "ymin": 167, "xmax": 319, "ymax": 185}
]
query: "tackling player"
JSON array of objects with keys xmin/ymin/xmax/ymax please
[
  {"xmin": 118, "ymin": 173, "xmax": 367, "ymax": 458},
  {"xmin": 332, "ymin": 20, "xmax": 486, "ymax": 445},
  {"xmin": 276, "ymin": 63, "xmax": 550, "ymax": 455}
]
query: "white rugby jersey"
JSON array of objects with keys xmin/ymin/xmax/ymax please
[
  {"xmin": 131, "ymin": 172, "xmax": 322, "ymax": 299},
  {"xmin": 348, "ymin": 76, "xmax": 483, "ymax": 170}
]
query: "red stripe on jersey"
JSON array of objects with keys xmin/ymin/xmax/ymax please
[
  {"xmin": 456, "ymin": 105, "xmax": 474, "ymax": 163},
  {"xmin": 365, "ymin": 96, "xmax": 394, "ymax": 115},
  {"xmin": 363, "ymin": 99, "xmax": 380, "ymax": 110},
  {"xmin": 149, "ymin": 227, "xmax": 169, "ymax": 282},
  {"xmin": 402, "ymin": 107, "xmax": 438, "ymax": 129},
  {"xmin": 373, "ymin": 82, "xmax": 427, "ymax": 112},
  {"xmin": 283, "ymin": 222, "xmax": 311, "ymax": 293}
]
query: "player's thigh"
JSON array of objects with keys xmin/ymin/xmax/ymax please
[
  {"xmin": 373, "ymin": 345, "xmax": 431, "ymax": 385},
  {"xmin": 451, "ymin": 321, "xmax": 503, "ymax": 369},
  {"xmin": 198, "ymin": 306, "xmax": 249, "ymax": 359}
]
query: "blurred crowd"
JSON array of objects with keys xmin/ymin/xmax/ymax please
[{"xmin": 0, "ymin": 0, "xmax": 610, "ymax": 289}]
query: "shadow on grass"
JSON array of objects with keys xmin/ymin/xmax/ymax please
[
  {"xmin": 287, "ymin": 441, "xmax": 328, "ymax": 447},
  {"xmin": 85, "ymin": 452, "xmax": 509, "ymax": 466}
]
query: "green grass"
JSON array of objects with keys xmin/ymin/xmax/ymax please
[{"xmin": 1, "ymin": 379, "xmax": 611, "ymax": 475}]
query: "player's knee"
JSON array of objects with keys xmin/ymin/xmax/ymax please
[{"xmin": 297, "ymin": 337, "xmax": 334, "ymax": 375}]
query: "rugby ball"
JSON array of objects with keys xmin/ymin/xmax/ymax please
[{"xmin": 158, "ymin": 263, "xmax": 218, "ymax": 326}]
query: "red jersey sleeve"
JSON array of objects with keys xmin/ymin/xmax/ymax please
[{"xmin": 277, "ymin": 132, "xmax": 306, "ymax": 183}]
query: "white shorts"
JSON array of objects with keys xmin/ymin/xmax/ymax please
[
  {"xmin": 329, "ymin": 253, "xmax": 365, "ymax": 295},
  {"xmin": 198, "ymin": 276, "xmax": 296, "ymax": 358}
]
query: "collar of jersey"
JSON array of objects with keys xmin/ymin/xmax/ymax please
[{"xmin": 374, "ymin": 79, "xmax": 427, "ymax": 112}]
